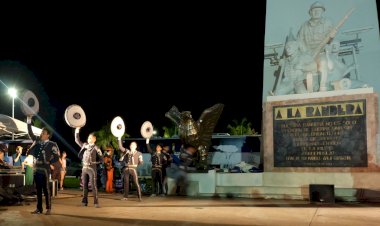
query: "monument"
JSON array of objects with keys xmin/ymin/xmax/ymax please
[
  {"xmin": 165, "ymin": 103, "xmax": 224, "ymax": 170},
  {"xmin": 263, "ymin": 0, "xmax": 380, "ymax": 201}
]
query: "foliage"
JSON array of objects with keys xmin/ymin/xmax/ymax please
[
  {"xmin": 227, "ymin": 117, "xmax": 258, "ymax": 135},
  {"xmin": 162, "ymin": 124, "xmax": 178, "ymax": 138},
  {"xmin": 63, "ymin": 177, "xmax": 80, "ymax": 188},
  {"xmin": 94, "ymin": 122, "xmax": 129, "ymax": 151},
  {"xmin": 32, "ymin": 118, "xmax": 43, "ymax": 128}
]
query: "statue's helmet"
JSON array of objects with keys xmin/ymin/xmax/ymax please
[{"xmin": 309, "ymin": 1, "xmax": 325, "ymax": 13}]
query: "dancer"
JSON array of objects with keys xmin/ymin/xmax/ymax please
[
  {"xmin": 27, "ymin": 116, "xmax": 60, "ymax": 215},
  {"xmin": 161, "ymin": 144, "xmax": 173, "ymax": 195},
  {"xmin": 146, "ymin": 139, "xmax": 167, "ymax": 196},
  {"xmin": 75, "ymin": 127, "xmax": 103, "ymax": 208},
  {"xmin": 118, "ymin": 139, "xmax": 143, "ymax": 201}
]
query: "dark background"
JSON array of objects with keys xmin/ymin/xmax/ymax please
[
  {"xmin": 0, "ymin": 3, "xmax": 266, "ymax": 159},
  {"xmin": 1, "ymin": 1, "xmax": 378, "ymax": 160}
]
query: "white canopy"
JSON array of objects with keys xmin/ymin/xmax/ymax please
[{"xmin": 0, "ymin": 114, "xmax": 41, "ymax": 139}]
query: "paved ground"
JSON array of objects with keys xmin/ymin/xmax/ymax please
[{"xmin": 1, "ymin": 189, "xmax": 380, "ymax": 226}]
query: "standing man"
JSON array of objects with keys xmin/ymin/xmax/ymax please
[
  {"xmin": 297, "ymin": 1, "xmax": 334, "ymax": 92},
  {"xmin": 13, "ymin": 146, "xmax": 26, "ymax": 167},
  {"xmin": 118, "ymin": 139, "xmax": 143, "ymax": 201},
  {"xmin": 75, "ymin": 128, "xmax": 103, "ymax": 208},
  {"xmin": 146, "ymin": 140, "xmax": 167, "ymax": 197},
  {"xmin": 161, "ymin": 144, "xmax": 172, "ymax": 195},
  {"xmin": 27, "ymin": 116, "xmax": 60, "ymax": 215}
]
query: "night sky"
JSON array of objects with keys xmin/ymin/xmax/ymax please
[
  {"xmin": 0, "ymin": 2, "xmax": 263, "ymax": 158},
  {"xmin": 1, "ymin": 1, "xmax": 380, "ymax": 160}
]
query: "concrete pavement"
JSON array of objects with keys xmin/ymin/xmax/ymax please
[{"xmin": 1, "ymin": 189, "xmax": 380, "ymax": 226}]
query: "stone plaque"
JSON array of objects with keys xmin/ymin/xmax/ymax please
[{"xmin": 273, "ymin": 100, "xmax": 367, "ymax": 167}]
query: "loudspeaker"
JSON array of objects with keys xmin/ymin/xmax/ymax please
[
  {"xmin": 309, "ymin": 184, "xmax": 335, "ymax": 203},
  {"xmin": 0, "ymin": 174, "xmax": 25, "ymax": 188}
]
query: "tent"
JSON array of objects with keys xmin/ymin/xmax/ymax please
[{"xmin": 0, "ymin": 114, "xmax": 41, "ymax": 139}]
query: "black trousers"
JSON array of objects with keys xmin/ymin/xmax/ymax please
[
  {"xmin": 82, "ymin": 167, "xmax": 99, "ymax": 204},
  {"xmin": 123, "ymin": 168, "xmax": 141, "ymax": 198},
  {"xmin": 151, "ymin": 168, "xmax": 163, "ymax": 195},
  {"xmin": 34, "ymin": 170, "xmax": 51, "ymax": 211}
]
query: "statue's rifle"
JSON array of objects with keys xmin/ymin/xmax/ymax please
[
  {"xmin": 312, "ymin": 7, "xmax": 355, "ymax": 60},
  {"xmin": 271, "ymin": 33, "xmax": 290, "ymax": 94}
]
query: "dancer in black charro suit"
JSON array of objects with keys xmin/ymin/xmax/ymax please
[
  {"xmin": 27, "ymin": 116, "xmax": 60, "ymax": 215},
  {"xmin": 75, "ymin": 127, "xmax": 103, "ymax": 208},
  {"xmin": 118, "ymin": 139, "xmax": 143, "ymax": 201}
]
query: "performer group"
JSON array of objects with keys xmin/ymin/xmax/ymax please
[
  {"xmin": 19, "ymin": 114, "xmax": 186, "ymax": 215},
  {"xmin": 7, "ymin": 94, "xmax": 196, "ymax": 216}
]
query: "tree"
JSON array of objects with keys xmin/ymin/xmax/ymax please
[
  {"xmin": 162, "ymin": 123, "xmax": 178, "ymax": 138},
  {"xmin": 227, "ymin": 117, "xmax": 258, "ymax": 135},
  {"xmin": 32, "ymin": 118, "xmax": 43, "ymax": 128}
]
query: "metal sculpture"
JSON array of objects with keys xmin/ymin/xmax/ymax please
[{"xmin": 165, "ymin": 103, "xmax": 224, "ymax": 170}]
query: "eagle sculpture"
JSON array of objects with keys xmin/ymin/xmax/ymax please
[{"xmin": 165, "ymin": 103, "xmax": 224, "ymax": 170}]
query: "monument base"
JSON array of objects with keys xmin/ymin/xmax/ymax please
[
  {"xmin": 263, "ymin": 89, "xmax": 379, "ymax": 172},
  {"xmin": 309, "ymin": 184, "xmax": 335, "ymax": 203},
  {"xmin": 166, "ymin": 171, "xmax": 380, "ymax": 202}
]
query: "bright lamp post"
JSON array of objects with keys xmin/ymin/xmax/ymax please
[{"xmin": 8, "ymin": 87, "xmax": 17, "ymax": 140}]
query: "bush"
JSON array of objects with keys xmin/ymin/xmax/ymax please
[
  {"xmin": 63, "ymin": 177, "xmax": 80, "ymax": 188},
  {"xmin": 65, "ymin": 159, "xmax": 82, "ymax": 178}
]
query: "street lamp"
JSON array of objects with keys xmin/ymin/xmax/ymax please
[{"xmin": 8, "ymin": 87, "xmax": 17, "ymax": 140}]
